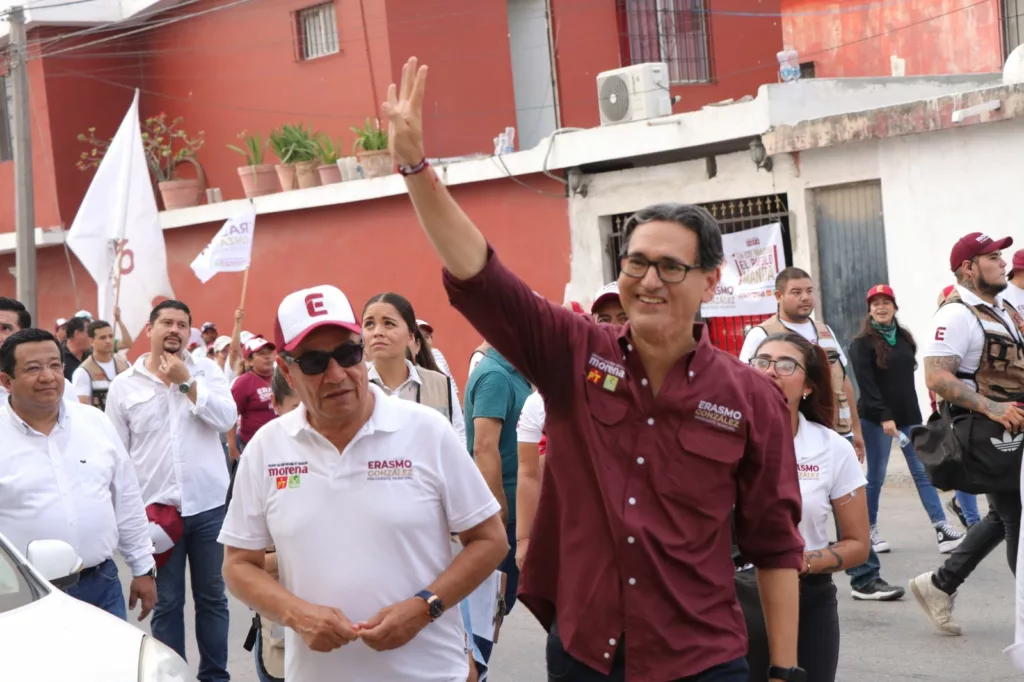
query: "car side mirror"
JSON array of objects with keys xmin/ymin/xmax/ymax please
[{"xmin": 26, "ymin": 539, "xmax": 84, "ymax": 590}]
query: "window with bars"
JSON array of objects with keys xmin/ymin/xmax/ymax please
[
  {"xmin": 0, "ymin": 77, "xmax": 11, "ymax": 162},
  {"xmin": 619, "ymin": 0, "xmax": 710, "ymax": 84},
  {"xmin": 1004, "ymin": 0, "xmax": 1024, "ymax": 57},
  {"xmin": 296, "ymin": 2, "xmax": 339, "ymax": 61}
]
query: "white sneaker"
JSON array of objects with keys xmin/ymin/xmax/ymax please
[
  {"xmin": 909, "ymin": 572, "xmax": 961, "ymax": 635},
  {"xmin": 871, "ymin": 525, "xmax": 891, "ymax": 553},
  {"xmin": 935, "ymin": 523, "xmax": 965, "ymax": 554}
]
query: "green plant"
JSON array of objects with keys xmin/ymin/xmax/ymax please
[
  {"xmin": 269, "ymin": 124, "xmax": 318, "ymax": 164},
  {"xmin": 314, "ymin": 134, "xmax": 342, "ymax": 164},
  {"xmin": 227, "ymin": 130, "xmax": 268, "ymax": 165},
  {"xmin": 77, "ymin": 113, "xmax": 205, "ymax": 181},
  {"xmin": 351, "ymin": 117, "xmax": 388, "ymax": 153}
]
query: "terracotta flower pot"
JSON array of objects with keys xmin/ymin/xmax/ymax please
[
  {"xmin": 294, "ymin": 160, "xmax": 322, "ymax": 189},
  {"xmin": 358, "ymin": 149, "xmax": 393, "ymax": 178},
  {"xmin": 237, "ymin": 164, "xmax": 278, "ymax": 198},
  {"xmin": 159, "ymin": 179, "xmax": 202, "ymax": 210},
  {"xmin": 275, "ymin": 164, "xmax": 297, "ymax": 191},
  {"xmin": 317, "ymin": 163, "xmax": 343, "ymax": 185}
]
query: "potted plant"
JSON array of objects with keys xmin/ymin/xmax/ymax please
[
  {"xmin": 351, "ymin": 117, "xmax": 392, "ymax": 178},
  {"xmin": 77, "ymin": 113, "xmax": 206, "ymax": 209},
  {"xmin": 314, "ymin": 134, "xmax": 343, "ymax": 185},
  {"xmin": 269, "ymin": 126, "xmax": 298, "ymax": 191},
  {"xmin": 228, "ymin": 130, "xmax": 277, "ymax": 198}
]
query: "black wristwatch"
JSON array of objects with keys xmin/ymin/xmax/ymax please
[
  {"xmin": 135, "ymin": 567, "xmax": 157, "ymax": 579},
  {"xmin": 768, "ymin": 666, "xmax": 807, "ymax": 682},
  {"xmin": 415, "ymin": 590, "xmax": 445, "ymax": 620}
]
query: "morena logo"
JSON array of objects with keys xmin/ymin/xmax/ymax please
[{"xmin": 305, "ymin": 293, "xmax": 328, "ymax": 317}]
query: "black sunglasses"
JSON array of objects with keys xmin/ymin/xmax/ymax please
[{"xmin": 285, "ymin": 342, "xmax": 364, "ymax": 375}]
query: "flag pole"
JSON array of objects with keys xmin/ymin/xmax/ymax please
[
  {"xmin": 113, "ymin": 241, "xmax": 125, "ymax": 311},
  {"xmin": 239, "ymin": 267, "xmax": 250, "ymax": 309},
  {"xmin": 111, "ymin": 90, "xmax": 139, "ymax": 322}
]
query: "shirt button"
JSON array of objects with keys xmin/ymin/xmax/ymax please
[
  {"xmin": 627, "ymin": 536, "xmax": 635, "ymax": 544},
  {"xmin": 637, "ymin": 457, "xmax": 644, "ymax": 464},
  {"xmin": 689, "ymin": 370, "xmax": 695, "ymax": 378},
  {"xmin": 604, "ymin": 652, "xmax": 611, "ymax": 659},
  {"xmin": 609, "ymin": 638, "xmax": 617, "ymax": 646},
  {"xmin": 647, "ymin": 417, "xmax": 655, "ymax": 426},
  {"xmin": 627, "ymin": 344, "xmax": 633, "ymax": 352},
  {"xmin": 628, "ymin": 578, "xmax": 636, "ymax": 585},
  {"xmin": 628, "ymin": 497, "xmax": 636, "ymax": 505},
  {"xmin": 641, "ymin": 378, "xmax": 648, "ymax": 386}
]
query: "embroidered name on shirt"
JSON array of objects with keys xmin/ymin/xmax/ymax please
[
  {"xmin": 367, "ymin": 459, "xmax": 414, "ymax": 481},
  {"xmin": 798, "ymin": 463, "xmax": 820, "ymax": 481},
  {"xmin": 694, "ymin": 400, "xmax": 742, "ymax": 432}
]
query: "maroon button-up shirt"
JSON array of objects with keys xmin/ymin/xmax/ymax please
[{"xmin": 445, "ymin": 249, "xmax": 803, "ymax": 682}]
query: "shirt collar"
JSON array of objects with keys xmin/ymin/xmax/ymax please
[
  {"xmin": 283, "ymin": 382, "xmax": 403, "ymax": 438},
  {"xmin": 367, "ymin": 359, "xmax": 421, "ymax": 388},
  {"xmin": 484, "ymin": 348, "xmax": 522, "ymax": 377},
  {"xmin": 127, "ymin": 352, "xmax": 195, "ymax": 382},
  {"xmin": 617, "ymin": 322, "xmax": 716, "ymax": 378},
  {"xmin": 3, "ymin": 397, "xmax": 68, "ymax": 435},
  {"xmin": 794, "ymin": 412, "xmax": 829, "ymax": 460},
  {"xmin": 955, "ymin": 284, "xmax": 1004, "ymax": 308}
]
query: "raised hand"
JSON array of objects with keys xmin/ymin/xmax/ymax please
[
  {"xmin": 160, "ymin": 352, "xmax": 191, "ymax": 385},
  {"xmin": 382, "ymin": 57, "xmax": 428, "ymax": 167}
]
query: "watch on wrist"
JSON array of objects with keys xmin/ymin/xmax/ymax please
[
  {"xmin": 768, "ymin": 666, "xmax": 807, "ymax": 682},
  {"xmin": 414, "ymin": 590, "xmax": 445, "ymax": 620},
  {"xmin": 135, "ymin": 567, "xmax": 157, "ymax": 579},
  {"xmin": 179, "ymin": 379, "xmax": 193, "ymax": 394}
]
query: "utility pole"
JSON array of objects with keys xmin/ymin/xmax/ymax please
[{"xmin": 9, "ymin": 6, "xmax": 36, "ymax": 321}]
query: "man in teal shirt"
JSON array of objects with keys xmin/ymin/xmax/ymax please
[{"xmin": 463, "ymin": 346, "xmax": 530, "ymax": 669}]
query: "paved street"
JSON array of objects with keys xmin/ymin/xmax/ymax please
[{"xmin": 118, "ymin": 486, "xmax": 1019, "ymax": 681}]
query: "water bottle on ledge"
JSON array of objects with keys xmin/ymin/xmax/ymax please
[{"xmin": 777, "ymin": 48, "xmax": 800, "ymax": 83}]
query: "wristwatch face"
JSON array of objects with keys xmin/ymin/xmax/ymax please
[
  {"xmin": 427, "ymin": 597, "xmax": 445, "ymax": 620},
  {"xmin": 179, "ymin": 382, "xmax": 191, "ymax": 393}
]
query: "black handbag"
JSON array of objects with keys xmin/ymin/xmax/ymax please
[{"xmin": 912, "ymin": 403, "xmax": 1022, "ymax": 494}]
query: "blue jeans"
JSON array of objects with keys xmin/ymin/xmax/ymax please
[
  {"xmin": 955, "ymin": 491, "xmax": 982, "ymax": 526},
  {"xmin": 66, "ymin": 558, "xmax": 126, "ymax": 619},
  {"xmin": 471, "ymin": 520, "xmax": 520, "ymax": 676},
  {"xmin": 861, "ymin": 419, "xmax": 946, "ymax": 526},
  {"xmin": 151, "ymin": 505, "xmax": 230, "ymax": 682}
]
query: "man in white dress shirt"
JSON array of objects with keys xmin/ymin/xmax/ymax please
[
  {"xmin": 0, "ymin": 297, "xmax": 81, "ymax": 407},
  {"xmin": 106, "ymin": 300, "xmax": 238, "ymax": 682},
  {"xmin": 0, "ymin": 328, "xmax": 157, "ymax": 620}
]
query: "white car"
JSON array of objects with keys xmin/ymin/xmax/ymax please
[{"xmin": 0, "ymin": 531, "xmax": 190, "ymax": 681}]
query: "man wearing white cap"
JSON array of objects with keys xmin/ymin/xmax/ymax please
[
  {"xmin": 220, "ymin": 284, "xmax": 507, "ymax": 682},
  {"xmin": 590, "ymin": 281, "xmax": 628, "ymax": 326}
]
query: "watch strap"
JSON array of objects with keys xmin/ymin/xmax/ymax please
[{"xmin": 768, "ymin": 666, "xmax": 805, "ymax": 682}]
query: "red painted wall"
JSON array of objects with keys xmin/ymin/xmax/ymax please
[
  {"xmin": 781, "ymin": 0, "xmax": 1003, "ymax": 78},
  {"xmin": 0, "ymin": 175, "xmax": 570, "ymax": 389},
  {"xmin": 552, "ymin": 0, "xmax": 785, "ymax": 129}
]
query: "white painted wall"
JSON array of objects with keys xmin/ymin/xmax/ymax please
[
  {"xmin": 507, "ymin": 0, "xmax": 557, "ymax": 151},
  {"xmin": 568, "ymin": 116, "xmax": 1024, "ymax": 419}
]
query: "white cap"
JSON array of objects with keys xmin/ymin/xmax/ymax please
[
  {"xmin": 55, "ymin": 318, "xmax": 68, "ymax": 329},
  {"xmin": 239, "ymin": 331, "xmax": 255, "ymax": 344},
  {"xmin": 275, "ymin": 285, "xmax": 361, "ymax": 352},
  {"xmin": 591, "ymin": 281, "xmax": 621, "ymax": 313},
  {"xmin": 244, "ymin": 335, "xmax": 275, "ymax": 358},
  {"xmin": 212, "ymin": 335, "xmax": 232, "ymax": 353},
  {"xmin": 416, "ymin": 319, "xmax": 433, "ymax": 332},
  {"xmin": 74, "ymin": 310, "xmax": 93, "ymax": 320}
]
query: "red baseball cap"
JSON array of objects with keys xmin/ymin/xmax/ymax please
[
  {"xmin": 866, "ymin": 284, "xmax": 897, "ymax": 308},
  {"xmin": 949, "ymin": 232, "xmax": 1013, "ymax": 272},
  {"xmin": 1010, "ymin": 249, "xmax": 1024, "ymax": 277},
  {"xmin": 274, "ymin": 285, "xmax": 362, "ymax": 353}
]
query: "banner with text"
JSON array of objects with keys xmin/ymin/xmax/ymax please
[
  {"xmin": 702, "ymin": 222, "xmax": 784, "ymax": 318},
  {"xmin": 190, "ymin": 209, "xmax": 256, "ymax": 283}
]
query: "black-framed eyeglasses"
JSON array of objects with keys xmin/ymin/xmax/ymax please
[
  {"xmin": 283, "ymin": 342, "xmax": 364, "ymax": 375},
  {"xmin": 619, "ymin": 253, "xmax": 700, "ymax": 284},
  {"xmin": 749, "ymin": 357, "xmax": 804, "ymax": 377}
]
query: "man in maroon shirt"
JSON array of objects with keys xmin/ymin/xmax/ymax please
[{"xmin": 382, "ymin": 58, "xmax": 805, "ymax": 682}]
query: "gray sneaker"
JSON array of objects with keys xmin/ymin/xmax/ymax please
[
  {"xmin": 909, "ymin": 572, "xmax": 961, "ymax": 635},
  {"xmin": 871, "ymin": 525, "xmax": 891, "ymax": 553}
]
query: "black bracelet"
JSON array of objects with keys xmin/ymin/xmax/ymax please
[{"xmin": 397, "ymin": 157, "xmax": 430, "ymax": 176}]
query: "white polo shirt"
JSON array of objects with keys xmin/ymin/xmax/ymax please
[
  {"xmin": 219, "ymin": 383, "xmax": 500, "ymax": 682},
  {"xmin": 739, "ymin": 319, "xmax": 849, "ymax": 368},
  {"xmin": 1002, "ymin": 282, "xmax": 1024, "ymax": 319},
  {"xmin": 516, "ymin": 391, "xmax": 545, "ymax": 445},
  {"xmin": 793, "ymin": 413, "xmax": 866, "ymax": 551},
  {"xmin": 926, "ymin": 285, "xmax": 1022, "ymax": 390}
]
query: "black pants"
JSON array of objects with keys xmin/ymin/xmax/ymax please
[
  {"xmin": 546, "ymin": 618, "xmax": 749, "ymax": 682},
  {"xmin": 933, "ymin": 490, "xmax": 1021, "ymax": 594},
  {"xmin": 744, "ymin": 573, "xmax": 839, "ymax": 682},
  {"xmin": 224, "ymin": 437, "xmax": 246, "ymax": 507}
]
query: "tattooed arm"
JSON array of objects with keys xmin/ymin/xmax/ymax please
[
  {"xmin": 802, "ymin": 489, "xmax": 869, "ymax": 575},
  {"xmin": 925, "ymin": 355, "xmax": 1024, "ymax": 431}
]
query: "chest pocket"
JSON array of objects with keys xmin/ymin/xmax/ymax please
[
  {"xmin": 654, "ymin": 422, "xmax": 745, "ymax": 507},
  {"xmin": 124, "ymin": 388, "xmax": 163, "ymax": 432}
]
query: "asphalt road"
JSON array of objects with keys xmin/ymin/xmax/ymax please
[{"xmin": 118, "ymin": 487, "xmax": 1019, "ymax": 681}]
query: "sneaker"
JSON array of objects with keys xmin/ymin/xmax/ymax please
[
  {"xmin": 935, "ymin": 523, "xmax": 965, "ymax": 554},
  {"xmin": 946, "ymin": 498, "xmax": 969, "ymax": 529},
  {"xmin": 870, "ymin": 525, "xmax": 891, "ymax": 553},
  {"xmin": 852, "ymin": 578, "xmax": 905, "ymax": 601},
  {"xmin": 909, "ymin": 572, "xmax": 961, "ymax": 635}
]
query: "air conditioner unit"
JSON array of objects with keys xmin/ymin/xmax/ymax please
[{"xmin": 597, "ymin": 62, "xmax": 672, "ymax": 126}]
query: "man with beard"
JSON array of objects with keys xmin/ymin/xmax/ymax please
[
  {"xmin": 910, "ymin": 233, "xmax": 1024, "ymax": 636},
  {"xmin": 106, "ymin": 300, "xmax": 238, "ymax": 681}
]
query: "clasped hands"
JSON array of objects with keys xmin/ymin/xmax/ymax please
[{"xmin": 295, "ymin": 597, "xmax": 432, "ymax": 653}]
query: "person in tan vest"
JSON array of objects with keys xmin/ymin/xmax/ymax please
[
  {"xmin": 739, "ymin": 267, "xmax": 865, "ymax": 461},
  {"xmin": 362, "ymin": 292, "xmax": 466, "ymax": 447},
  {"xmin": 71, "ymin": 319, "xmax": 130, "ymax": 411}
]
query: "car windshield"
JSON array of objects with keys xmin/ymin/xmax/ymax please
[{"xmin": 0, "ymin": 539, "xmax": 43, "ymax": 614}]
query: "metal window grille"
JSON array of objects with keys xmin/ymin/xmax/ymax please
[
  {"xmin": 1004, "ymin": 0, "xmax": 1024, "ymax": 56},
  {"xmin": 607, "ymin": 194, "xmax": 792, "ymax": 357},
  {"xmin": 296, "ymin": 2, "xmax": 339, "ymax": 61},
  {"xmin": 0, "ymin": 77, "xmax": 11, "ymax": 162},
  {"xmin": 622, "ymin": 0, "xmax": 710, "ymax": 84}
]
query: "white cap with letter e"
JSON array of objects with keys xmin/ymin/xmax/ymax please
[{"xmin": 274, "ymin": 285, "xmax": 362, "ymax": 352}]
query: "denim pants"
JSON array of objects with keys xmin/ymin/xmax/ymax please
[
  {"xmin": 470, "ymin": 520, "xmax": 520, "ymax": 677},
  {"xmin": 837, "ymin": 433, "xmax": 882, "ymax": 590},
  {"xmin": 66, "ymin": 558, "xmax": 126, "ymax": 620},
  {"xmin": 954, "ymin": 491, "xmax": 982, "ymax": 526},
  {"xmin": 860, "ymin": 419, "xmax": 946, "ymax": 526},
  {"xmin": 150, "ymin": 505, "xmax": 231, "ymax": 682}
]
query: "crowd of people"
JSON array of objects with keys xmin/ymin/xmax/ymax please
[{"xmin": 1, "ymin": 56, "xmax": 1022, "ymax": 682}]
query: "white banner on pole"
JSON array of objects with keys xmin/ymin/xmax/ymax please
[
  {"xmin": 702, "ymin": 222, "xmax": 784, "ymax": 318},
  {"xmin": 190, "ymin": 209, "xmax": 256, "ymax": 283}
]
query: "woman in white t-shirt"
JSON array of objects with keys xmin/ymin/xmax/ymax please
[
  {"xmin": 514, "ymin": 390, "xmax": 546, "ymax": 569},
  {"xmin": 747, "ymin": 332, "xmax": 870, "ymax": 682}
]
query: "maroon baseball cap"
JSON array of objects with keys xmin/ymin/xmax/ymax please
[
  {"xmin": 1010, "ymin": 249, "xmax": 1024, "ymax": 277},
  {"xmin": 949, "ymin": 232, "xmax": 1013, "ymax": 272},
  {"xmin": 866, "ymin": 284, "xmax": 897, "ymax": 308}
]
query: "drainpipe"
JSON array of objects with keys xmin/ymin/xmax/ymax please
[
  {"xmin": 544, "ymin": 0, "xmax": 562, "ymax": 128},
  {"xmin": 359, "ymin": 0, "xmax": 381, "ymax": 119}
]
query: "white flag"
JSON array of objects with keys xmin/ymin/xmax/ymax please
[
  {"xmin": 66, "ymin": 90, "xmax": 175, "ymax": 341},
  {"xmin": 190, "ymin": 209, "xmax": 256, "ymax": 284}
]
